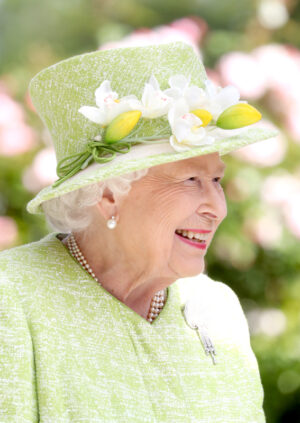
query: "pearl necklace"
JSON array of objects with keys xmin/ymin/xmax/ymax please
[
  {"xmin": 67, "ymin": 234, "xmax": 99, "ymax": 283},
  {"xmin": 66, "ymin": 234, "xmax": 166, "ymax": 323},
  {"xmin": 146, "ymin": 289, "xmax": 165, "ymax": 323}
]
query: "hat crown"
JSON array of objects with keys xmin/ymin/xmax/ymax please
[{"xmin": 29, "ymin": 42, "xmax": 207, "ymax": 165}]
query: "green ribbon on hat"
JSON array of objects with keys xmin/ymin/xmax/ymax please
[
  {"xmin": 53, "ymin": 135, "xmax": 171, "ymax": 188},
  {"xmin": 53, "ymin": 140, "xmax": 132, "ymax": 188}
]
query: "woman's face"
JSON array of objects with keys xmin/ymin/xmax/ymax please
[{"xmin": 112, "ymin": 152, "xmax": 227, "ymax": 280}]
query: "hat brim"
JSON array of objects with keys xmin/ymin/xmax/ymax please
[{"xmin": 26, "ymin": 126, "xmax": 277, "ymax": 214}]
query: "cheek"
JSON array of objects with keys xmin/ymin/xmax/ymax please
[
  {"xmin": 219, "ymin": 190, "xmax": 227, "ymax": 221},
  {"xmin": 119, "ymin": 191, "xmax": 180, "ymax": 248}
]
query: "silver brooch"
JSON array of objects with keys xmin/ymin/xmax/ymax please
[{"xmin": 182, "ymin": 303, "xmax": 217, "ymax": 365}]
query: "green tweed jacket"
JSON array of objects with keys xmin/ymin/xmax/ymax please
[{"xmin": 0, "ymin": 233, "xmax": 265, "ymax": 422}]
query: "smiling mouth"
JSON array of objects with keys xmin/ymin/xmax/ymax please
[{"xmin": 175, "ymin": 229, "xmax": 210, "ymax": 244}]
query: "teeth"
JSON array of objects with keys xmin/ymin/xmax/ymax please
[{"xmin": 176, "ymin": 229, "xmax": 209, "ymax": 241}]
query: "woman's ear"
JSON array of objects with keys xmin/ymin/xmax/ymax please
[{"xmin": 95, "ymin": 187, "xmax": 119, "ymax": 221}]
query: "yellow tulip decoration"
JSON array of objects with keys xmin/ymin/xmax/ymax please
[
  {"xmin": 104, "ymin": 110, "xmax": 142, "ymax": 143},
  {"xmin": 216, "ymin": 103, "xmax": 262, "ymax": 130}
]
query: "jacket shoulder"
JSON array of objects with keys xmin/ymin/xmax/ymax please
[
  {"xmin": 176, "ymin": 273, "xmax": 251, "ymax": 348},
  {"xmin": 0, "ymin": 232, "xmax": 61, "ymax": 274}
]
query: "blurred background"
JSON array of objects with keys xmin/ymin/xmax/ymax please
[{"xmin": 0, "ymin": 0, "xmax": 300, "ymax": 421}]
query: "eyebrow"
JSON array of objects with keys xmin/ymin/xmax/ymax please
[
  {"xmin": 180, "ymin": 162, "xmax": 226, "ymax": 174},
  {"xmin": 217, "ymin": 162, "xmax": 226, "ymax": 173}
]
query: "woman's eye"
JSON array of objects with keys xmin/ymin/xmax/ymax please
[
  {"xmin": 213, "ymin": 177, "xmax": 223, "ymax": 184},
  {"xmin": 185, "ymin": 176, "xmax": 223, "ymax": 184}
]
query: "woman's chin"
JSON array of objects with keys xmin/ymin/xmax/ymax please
[{"xmin": 174, "ymin": 260, "xmax": 205, "ymax": 279}]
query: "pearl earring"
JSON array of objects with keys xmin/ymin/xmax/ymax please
[{"xmin": 107, "ymin": 215, "xmax": 117, "ymax": 229}]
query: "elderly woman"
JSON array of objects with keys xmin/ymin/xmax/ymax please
[{"xmin": 0, "ymin": 42, "xmax": 276, "ymax": 422}]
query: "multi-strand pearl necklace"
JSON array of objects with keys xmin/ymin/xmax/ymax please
[
  {"xmin": 67, "ymin": 234, "xmax": 99, "ymax": 283},
  {"xmin": 146, "ymin": 289, "xmax": 165, "ymax": 323},
  {"xmin": 66, "ymin": 234, "xmax": 166, "ymax": 323}
]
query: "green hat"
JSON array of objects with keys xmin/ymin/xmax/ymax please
[{"xmin": 27, "ymin": 42, "xmax": 277, "ymax": 214}]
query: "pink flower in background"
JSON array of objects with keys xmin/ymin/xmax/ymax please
[
  {"xmin": 0, "ymin": 216, "xmax": 18, "ymax": 249},
  {"xmin": 261, "ymin": 171, "xmax": 300, "ymax": 239},
  {"xmin": 168, "ymin": 17, "xmax": 207, "ymax": 44},
  {"xmin": 253, "ymin": 44, "xmax": 300, "ymax": 92},
  {"xmin": 0, "ymin": 92, "xmax": 24, "ymax": 123},
  {"xmin": 261, "ymin": 172, "xmax": 300, "ymax": 208},
  {"xmin": 218, "ymin": 52, "xmax": 267, "ymax": 100},
  {"xmin": 254, "ymin": 44, "xmax": 300, "ymax": 142},
  {"xmin": 0, "ymin": 123, "xmax": 37, "ymax": 156},
  {"xmin": 232, "ymin": 120, "xmax": 286, "ymax": 167},
  {"xmin": 216, "ymin": 43, "xmax": 300, "ymax": 143},
  {"xmin": 100, "ymin": 17, "xmax": 206, "ymax": 54},
  {"xmin": 22, "ymin": 147, "xmax": 57, "ymax": 193},
  {"xmin": 0, "ymin": 90, "xmax": 37, "ymax": 156},
  {"xmin": 286, "ymin": 105, "xmax": 300, "ymax": 141},
  {"xmin": 244, "ymin": 212, "xmax": 283, "ymax": 248},
  {"xmin": 283, "ymin": 198, "xmax": 300, "ymax": 238}
]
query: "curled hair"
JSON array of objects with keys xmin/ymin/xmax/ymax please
[{"xmin": 42, "ymin": 169, "xmax": 149, "ymax": 233}]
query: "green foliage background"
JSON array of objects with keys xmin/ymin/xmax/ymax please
[{"xmin": 1, "ymin": 0, "xmax": 300, "ymax": 421}]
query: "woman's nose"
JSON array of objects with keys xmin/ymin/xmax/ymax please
[
  {"xmin": 199, "ymin": 211, "xmax": 219, "ymax": 221},
  {"xmin": 196, "ymin": 183, "xmax": 227, "ymax": 222}
]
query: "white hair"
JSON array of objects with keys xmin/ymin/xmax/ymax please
[{"xmin": 42, "ymin": 169, "xmax": 149, "ymax": 233}]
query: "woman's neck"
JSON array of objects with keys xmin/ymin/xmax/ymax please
[{"xmin": 62, "ymin": 233, "xmax": 173, "ymax": 320}]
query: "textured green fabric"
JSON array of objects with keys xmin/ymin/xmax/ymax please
[
  {"xmin": 29, "ymin": 43, "xmax": 207, "ymax": 164},
  {"xmin": 26, "ymin": 42, "xmax": 277, "ymax": 215},
  {"xmin": 0, "ymin": 233, "xmax": 265, "ymax": 422}
]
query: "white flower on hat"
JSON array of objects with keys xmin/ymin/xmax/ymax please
[
  {"xmin": 164, "ymin": 74, "xmax": 205, "ymax": 108},
  {"xmin": 134, "ymin": 75, "xmax": 174, "ymax": 119},
  {"xmin": 164, "ymin": 74, "xmax": 241, "ymax": 120},
  {"xmin": 78, "ymin": 80, "xmax": 138, "ymax": 126},
  {"xmin": 199, "ymin": 80, "xmax": 241, "ymax": 120},
  {"xmin": 168, "ymin": 99, "xmax": 214, "ymax": 152},
  {"xmin": 164, "ymin": 74, "xmax": 191, "ymax": 97},
  {"xmin": 77, "ymin": 74, "xmax": 262, "ymax": 159}
]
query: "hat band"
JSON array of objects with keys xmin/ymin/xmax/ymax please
[{"xmin": 53, "ymin": 135, "xmax": 172, "ymax": 187}]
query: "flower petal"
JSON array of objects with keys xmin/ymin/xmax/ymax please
[
  {"xmin": 140, "ymin": 76, "xmax": 173, "ymax": 118},
  {"xmin": 168, "ymin": 99, "xmax": 190, "ymax": 127},
  {"xmin": 105, "ymin": 101, "xmax": 136, "ymax": 124},
  {"xmin": 204, "ymin": 79, "xmax": 218, "ymax": 98},
  {"xmin": 185, "ymin": 86, "xmax": 206, "ymax": 110},
  {"xmin": 164, "ymin": 88, "xmax": 182, "ymax": 100},
  {"xmin": 149, "ymin": 74, "xmax": 160, "ymax": 90},
  {"xmin": 95, "ymin": 80, "xmax": 118, "ymax": 107},
  {"xmin": 169, "ymin": 135, "xmax": 191, "ymax": 152},
  {"xmin": 191, "ymin": 109, "xmax": 213, "ymax": 127},
  {"xmin": 169, "ymin": 74, "xmax": 191, "ymax": 91},
  {"xmin": 173, "ymin": 119, "xmax": 193, "ymax": 142},
  {"xmin": 78, "ymin": 106, "xmax": 105, "ymax": 124},
  {"xmin": 216, "ymin": 86, "xmax": 240, "ymax": 112},
  {"xmin": 142, "ymin": 83, "xmax": 154, "ymax": 109}
]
